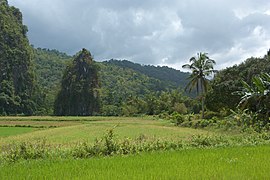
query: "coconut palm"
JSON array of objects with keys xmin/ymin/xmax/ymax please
[{"xmin": 182, "ymin": 52, "xmax": 216, "ymax": 118}]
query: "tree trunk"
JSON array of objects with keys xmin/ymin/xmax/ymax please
[
  {"xmin": 200, "ymin": 78, "xmax": 205, "ymax": 119},
  {"xmin": 201, "ymin": 96, "xmax": 205, "ymax": 119}
]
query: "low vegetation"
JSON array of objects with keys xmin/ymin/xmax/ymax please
[
  {"xmin": 1, "ymin": 145, "xmax": 270, "ymax": 179},
  {"xmin": 0, "ymin": 118, "xmax": 270, "ymax": 163}
]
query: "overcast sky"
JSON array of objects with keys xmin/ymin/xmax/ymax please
[{"xmin": 9, "ymin": 0, "xmax": 270, "ymax": 70}]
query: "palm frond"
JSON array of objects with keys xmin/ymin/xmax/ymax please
[
  {"xmin": 241, "ymin": 80, "xmax": 253, "ymax": 93},
  {"xmin": 182, "ymin": 64, "xmax": 191, "ymax": 69},
  {"xmin": 252, "ymin": 76, "xmax": 265, "ymax": 94}
]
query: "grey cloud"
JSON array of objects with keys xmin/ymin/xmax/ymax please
[{"xmin": 9, "ymin": 0, "xmax": 270, "ymax": 70}]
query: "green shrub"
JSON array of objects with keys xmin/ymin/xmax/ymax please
[
  {"xmin": 171, "ymin": 112, "xmax": 185, "ymax": 126},
  {"xmin": 101, "ymin": 105, "xmax": 121, "ymax": 116},
  {"xmin": 203, "ymin": 111, "xmax": 220, "ymax": 119},
  {"xmin": 1, "ymin": 139, "xmax": 48, "ymax": 162}
]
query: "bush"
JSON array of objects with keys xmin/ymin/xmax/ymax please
[
  {"xmin": 203, "ymin": 111, "xmax": 220, "ymax": 119},
  {"xmin": 171, "ymin": 112, "xmax": 186, "ymax": 126},
  {"xmin": 101, "ymin": 105, "xmax": 121, "ymax": 116},
  {"xmin": 1, "ymin": 139, "xmax": 48, "ymax": 162}
]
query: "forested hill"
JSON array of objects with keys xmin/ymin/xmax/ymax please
[
  {"xmin": 33, "ymin": 48, "xmax": 189, "ymax": 114},
  {"xmin": 105, "ymin": 59, "xmax": 190, "ymax": 88},
  {"xmin": 33, "ymin": 48, "xmax": 71, "ymax": 114},
  {"xmin": 33, "ymin": 48, "xmax": 188, "ymax": 94},
  {"xmin": 34, "ymin": 48, "xmax": 71, "ymax": 94}
]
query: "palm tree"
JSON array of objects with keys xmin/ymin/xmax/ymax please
[{"xmin": 182, "ymin": 52, "xmax": 216, "ymax": 118}]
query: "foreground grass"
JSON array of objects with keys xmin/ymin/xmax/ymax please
[{"xmin": 1, "ymin": 145, "xmax": 269, "ymax": 179}]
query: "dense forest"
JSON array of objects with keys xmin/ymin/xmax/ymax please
[
  {"xmin": 33, "ymin": 48, "xmax": 193, "ymax": 115},
  {"xmin": 206, "ymin": 53, "xmax": 270, "ymax": 112},
  {"xmin": 106, "ymin": 60, "xmax": 190, "ymax": 88}
]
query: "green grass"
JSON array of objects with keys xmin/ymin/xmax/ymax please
[
  {"xmin": 0, "ymin": 127, "xmax": 35, "ymax": 137},
  {"xmin": 0, "ymin": 116, "xmax": 212, "ymax": 146},
  {"xmin": 1, "ymin": 145, "xmax": 269, "ymax": 179}
]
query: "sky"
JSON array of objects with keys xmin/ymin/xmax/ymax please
[{"xmin": 9, "ymin": 0, "xmax": 270, "ymax": 70}]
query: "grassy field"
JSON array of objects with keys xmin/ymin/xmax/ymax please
[
  {"xmin": 0, "ymin": 145, "xmax": 269, "ymax": 179},
  {"xmin": 0, "ymin": 116, "xmax": 212, "ymax": 146},
  {"xmin": 0, "ymin": 127, "xmax": 35, "ymax": 137}
]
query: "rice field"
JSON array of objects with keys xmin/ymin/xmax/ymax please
[
  {"xmin": 0, "ymin": 116, "xmax": 212, "ymax": 146},
  {"xmin": 1, "ymin": 145, "xmax": 269, "ymax": 179},
  {"xmin": 0, "ymin": 127, "xmax": 35, "ymax": 137}
]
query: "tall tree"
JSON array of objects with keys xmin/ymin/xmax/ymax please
[
  {"xmin": 182, "ymin": 52, "xmax": 216, "ymax": 118},
  {"xmin": 54, "ymin": 49, "xmax": 100, "ymax": 116},
  {"xmin": 0, "ymin": 0, "xmax": 38, "ymax": 115}
]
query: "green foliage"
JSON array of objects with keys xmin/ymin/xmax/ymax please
[
  {"xmin": 237, "ymin": 73, "xmax": 270, "ymax": 115},
  {"xmin": 170, "ymin": 112, "xmax": 186, "ymax": 126},
  {"xmin": 228, "ymin": 73, "xmax": 270, "ymax": 131},
  {"xmin": 54, "ymin": 49, "xmax": 100, "ymax": 116},
  {"xmin": 0, "ymin": 1, "xmax": 38, "ymax": 115},
  {"xmin": 33, "ymin": 48, "xmax": 71, "ymax": 114},
  {"xmin": 1, "ymin": 139, "xmax": 48, "ymax": 163},
  {"xmin": 106, "ymin": 59, "xmax": 190, "ymax": 89},
  {"xmin": 99, "ymin": 61, "xmax": 192, "ymax": 116},
  {"xmin": 98, "ymin": 62, "xmax": 169, "ymax": 115},
  {"xmin": 206, "ymin": 53, "xmax": 270, "ymax": 112},
  {"xmin": 33, "ymin": 49, "xmax": 192, "ymax": 115},
  {"xmin": 168, "ymin": 112, "xmax": 240, "ymax": 130}
]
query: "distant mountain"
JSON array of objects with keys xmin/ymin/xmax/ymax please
[{"xmin": 105, "ymin": 59, "xmax": 190, "ymax": 88}]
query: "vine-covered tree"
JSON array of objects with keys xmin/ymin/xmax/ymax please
[
  {"xmin": 0, "ymin": 0, "xmax": 38, "ymax": 115},
  {"xmin": 54, "ymin": 49, "xmax": 100, "ymax": 116},
  {"xmin": 182, "ymin": 52, "xmax": 216, "ymax": 118}
]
